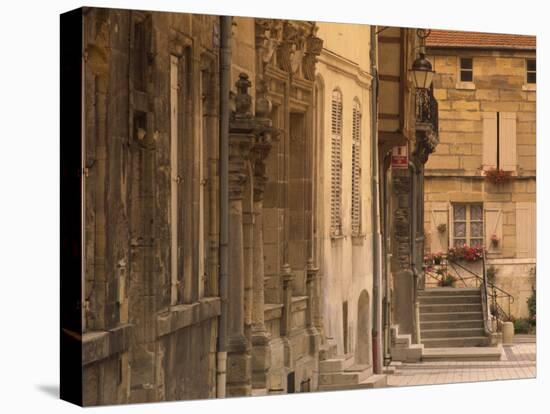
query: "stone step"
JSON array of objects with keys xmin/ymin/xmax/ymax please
[
  {"xmin": 318, "ymin": 365, "xmax": 372, "ymax": 387},
  {"xmin": 420, "ymin": 319, "xmax": 484, "ymax": 330},
  {"xmin": 420, "ymin": 327, "xmax": 486, "ymax": 339},
  {"xmin": 419, "ymin": 288, "xmax": 480, "ymax": 296},
  {"xmin": 419, "ymin": 295, "xmax": 481, "ymax": 305},
  {"xmin": 419, "ymin": 303, "xmax": 482, "ymax": 313},
  {"xmin": 422, "ymin": 336, "xmax": 489, "ymax": 348},
  {"xmin": 420, "ymin": 311, "xmax": 484, "ymax": 322},
  {"xmin": 319, "ymin": 353, "xmax": 355, "ymax": 373},
  {"xmin": 422, "ymin": 346, "xmax": 502, "ymax": 361},
  {"xmin": 318, "ymin": 374, "xmax": 387, "ymax": 391}
]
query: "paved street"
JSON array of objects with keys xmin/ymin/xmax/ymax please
[{"xmin": 387, "ymin": 336, "xmax": 536, "ymax": 387}]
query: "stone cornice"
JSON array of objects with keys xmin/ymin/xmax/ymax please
[{"xmin": 318, "ymin": 48, "xmax": 373, "ymax": 89}]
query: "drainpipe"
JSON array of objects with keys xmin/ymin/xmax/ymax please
[
  {"xmin": 370, "ymin": 26, "xmax": 383, "ymax": 375},
  {"xmin": 217, "ymin": 15, "xmax": 232, "ymax": 398},
  {"xmin": 408, "ymin": 160, "xmax": 421, "ymax": 344}
]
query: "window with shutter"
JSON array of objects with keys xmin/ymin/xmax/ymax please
[
  {"xmin": 483, "ymin": 111, "xmax": 517, "ymax": 172},
  {"xmin": 429, "ymin": 202, "xmax": 449, "ymax": 253},
  {"xmin": 331, "ymin": 89, "xmax": 343, "ymax": 236},
  {"xmin": 351, "ymin": 99, "xmax": 362, "ymax": 236}
]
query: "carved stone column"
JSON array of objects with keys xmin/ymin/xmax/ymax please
[
  {"xmin": 306, "ymin": 259, "xmax": 320, "ymax": 354},
  {"xmin": 281, "ymin": 263, "xmax": 294, "ymax": 367},
  {"xmin": 250, "ymin": 118, "xmax": 277, "ymax": 389},
  {"xmin": 226, "ymin": 73, "xmax": 254, "ymax": 397}
]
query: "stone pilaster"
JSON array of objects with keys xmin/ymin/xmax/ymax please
[
  {"xmin": 306, "ymin": 259, "xmax": 320, "ymax": 354},
  {"xmin": 250, "ymin": 122, "xmax": 277, "ymax": 390},
  {"xmin": 226, "ymin": 73, "xmax": 255, "ymax": 397}
]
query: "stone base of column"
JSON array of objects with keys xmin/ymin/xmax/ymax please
[
  {"xmin": 251, "ymin": 329, "xmax": 271, "ymax": 389},
  {"xmin": 226, "ymin": 335, "xmax": 252, "ymax": 397},
  {"xmin": 306, "ymin": 326, "xmax": 320, "ymax": 356}
]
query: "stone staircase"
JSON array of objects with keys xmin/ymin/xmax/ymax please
[
  {"xmin": 419, "ymin": 287, "xmax": 490, "ymax": 348},
  {"xmin": 318, "ymin": 352, "xmax": 387, "ymax": 391}
]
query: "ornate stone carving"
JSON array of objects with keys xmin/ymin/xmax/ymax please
[
  {"xmin": 414, "ymin": 129, "xmax": 439, "ymax": 164},
  {"xmin": 303, "ymin": 25, "xmax": 323, "ymax": 81}
]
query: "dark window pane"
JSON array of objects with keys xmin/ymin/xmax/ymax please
[
  {"xmin": 460, "ymin": 58, "xmax": 473, "ymax": 69},
  {"xmin": 471, "ymin": 238, "xmax": 483, "ymax": 247},
  {"xmin": 527, "ymin": 59, "xmax": 536, "ymax": 71},
  {"xmin": 454, "ymin": 239, "xmax": 466, "ymax": 247},
  {"xmin": 460, "ymin": 70, "xmax": 473, "ymax": 82},
  {"xmin": 527, "ymin": 72, "xmax": 536, "ymax": 84}
]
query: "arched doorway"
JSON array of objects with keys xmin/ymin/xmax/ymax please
[{"xmin": 356, "ymin": 290, "xmax": 371, "ymax": 365}]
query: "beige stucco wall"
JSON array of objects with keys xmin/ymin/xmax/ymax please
[{"xmin": 315, "ymin": 22, "xmax": 375, "ymax": 359}]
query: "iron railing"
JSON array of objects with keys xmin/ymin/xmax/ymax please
[
  {"xmin": 415, "ymin": 86, "xmax": 438, "ymax": 133},
  {"xmin": 423, "ymin": 252, "xmax": 514, "ymax": 332}
]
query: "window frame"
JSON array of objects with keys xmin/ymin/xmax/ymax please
[
  {"xmin": 459, "ymin": 57, "xmax": 474, "ymax": 83},
  {"xmin": 351, "ymin": 98, "xmax": 362, "ymax": 236},
  {"xmin": 526, "ymin": 58, "xmax": 536, "ymax": 84},
  {"xmin": 451, "ymin": 203, "xmax": 484, "ymax": 248},
  {"xmin": 330, "ymin": 88, "xmax": 343, "ymax": 237}
]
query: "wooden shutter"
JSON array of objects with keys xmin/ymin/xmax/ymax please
[
  {"xmin": 351, "ymin": 99, "xmax": 361, "ymax": 235},
  {"xmin": 429, "ymin": 202, "xmax": 449, "ymax": 253},
  {"xmin": 516, "ymin": 202, "xmax": 536, "ymax": 258},
  {"xmin": 484, "ymin": 202, "xmax": 502, "ymax": 253},
  {"xmin": 499, "ymin": 112, "xmax": 517, "ymax": 172},
  {"xmin": 482, "ymin": 112, "xmax": 497, "ymax": 170},
  {"xmin": 331, "ymin": 89, "xmax": 343, "ymax": 235}
]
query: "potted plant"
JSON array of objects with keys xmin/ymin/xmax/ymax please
[
  {"xmin": 437, "ymin": 223, "xmax": 447, "ymax": 234},
  {"xmin": 484, "ymin": 168, "xmax": 512, "ymax": 185},
  {"xmin": 438, "ymin": 274, "xmax": 456, "ymax": 287},
  {"xmin": 490, "ymin": 233, "xmax": 499, "ymax": 247}
]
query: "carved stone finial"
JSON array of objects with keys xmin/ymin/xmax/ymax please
[
  {"xmin": 234, "ymin": 73, "xmax": 253, "ymax": 119},
  {"xmin": 303, "ymin": 24, "xmax": 323, "ymax": 81}
]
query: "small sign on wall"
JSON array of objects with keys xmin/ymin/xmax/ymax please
[{"xmin": 391, "ymin": 145, "xmax": 408, "ymax": 169}]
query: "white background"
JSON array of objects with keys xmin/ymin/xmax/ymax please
[{"xmin": 0, "ymin": 0, "xmax": 547, "ymax": 412}]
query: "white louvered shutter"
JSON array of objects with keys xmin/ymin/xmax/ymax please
[
  {"xmin": 331, "ymin": 89, "xmax": 343, "ymax": 235},
  {"xmin": 499, "ymin": 112, "xmax": 517, "ymax": 172},
  {"xmin": 482, "ymin": 112, "xmax": 497, "ymax": 170},
  {"xmin": 351, "ymin": 100, "xmax": 361, "ymax": 235}
]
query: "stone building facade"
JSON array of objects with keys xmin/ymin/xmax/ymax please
[
  {"xmin": 424, "ymin": 31, "xmax": 536, "ymax": 318},
  {"xmin": 73, "ymin": 7, "xmax": 434, "ymax": 406},
  {"xmin": 314, "ymin": 22, "xmax": 375, "ymax": 370}
]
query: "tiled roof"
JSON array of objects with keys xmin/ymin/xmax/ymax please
[{"xmin": 426, "ymin": 29, "xmax": 536, "ymax": 50}]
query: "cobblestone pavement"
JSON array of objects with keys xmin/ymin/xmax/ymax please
[{"xmin": 387, "ymin": 337, "xmax": 536, "ymax": 387}]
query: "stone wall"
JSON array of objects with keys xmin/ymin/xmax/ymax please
[
  {"xmin": 424, "ymin": 45, "xmax": 536, "ymax": 318},
  {"xmin": 82, "ymin": 8, "xmax": 221, "ymax": 405}
]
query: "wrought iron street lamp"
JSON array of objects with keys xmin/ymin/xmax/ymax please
[{"xmin": 411, "ymin": 29, "xmax": 434, "ymax": 89}]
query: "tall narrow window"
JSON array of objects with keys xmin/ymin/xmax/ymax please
[
  {"xmin": 330, "ymin": 89, "xmax": 343, "ymax": 236},
  {"xmin": 452, "ymin": 203, "xmax": 483, "ymax": 247},
  {"xmin": 170, "ymin": 55, "xmax": 179, "ymax": 305},
  {"xmin": 351, "ymin": 99, "xmax": 362, "ymax": 236},
  {"xmin": 526, "ymin": 58, "xmax": 536, "ymax": 84},
  {"xmin": 459, "ymin": 57, "xmax": 473, "ymax": 82}
]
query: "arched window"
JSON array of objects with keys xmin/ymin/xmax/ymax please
[
  {"xmin": 331, "ymin": 89, "xmax": 343, "ymax": 236},
  {"xmin": 351, "ymin": 98, "xmax": 362, "ymax": 235}
]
